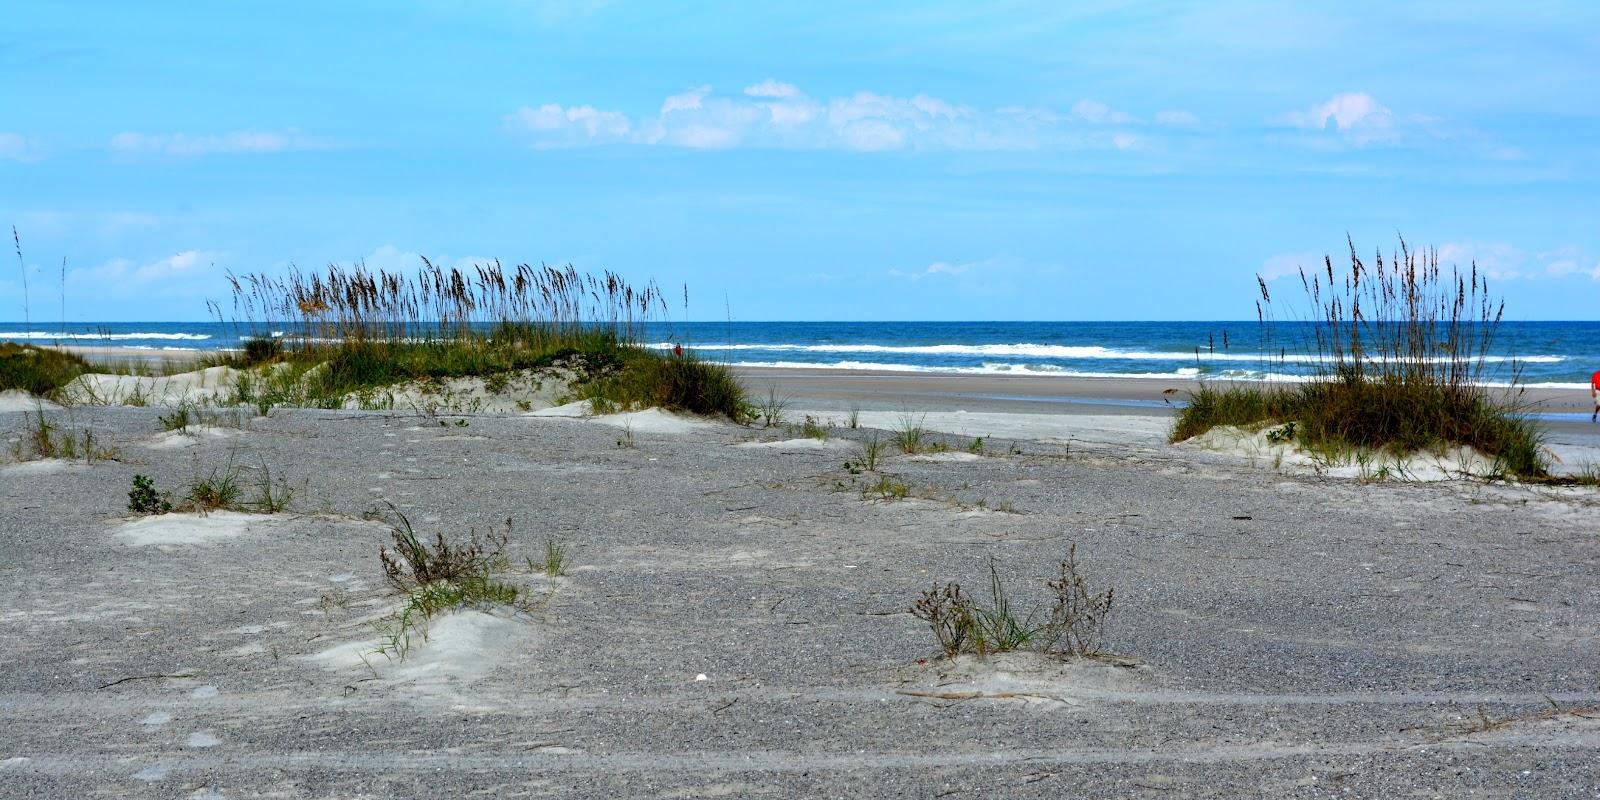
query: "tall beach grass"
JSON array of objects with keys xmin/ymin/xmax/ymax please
[
  {"xmin": 1172, "ymin": 237, "xmax": 1547, "ymax": 478},
  {"xmin": 215, "ymin": 260, "xmax": 747, "ymax": 420}
]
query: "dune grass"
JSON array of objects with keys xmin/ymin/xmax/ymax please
[
  {"xmin": 215, "ymin": 261, "xmax": 748, "ymax": 420},
  {"xmin": 0, "ymin": 343, "xmax": 89, "ymax": 397},
  {"xmin": 1171, "ymin": 237, "xmax": 1547, "ymax": 479}
]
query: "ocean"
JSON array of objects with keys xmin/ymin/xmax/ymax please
[{"xmin": 2, "ymin": 320, "xmax": 1595, "ymax": 389}]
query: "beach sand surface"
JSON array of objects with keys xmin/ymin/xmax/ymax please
[{"xmin": 3, "ymin": 369, "xmax": 1599, "ymax": 796}]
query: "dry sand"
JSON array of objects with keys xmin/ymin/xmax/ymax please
[{"xmin": 3, "ymin": 368, "xmax": 1600, "ymax": 796}]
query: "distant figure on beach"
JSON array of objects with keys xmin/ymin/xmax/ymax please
[{"xmin": 1592, "ymin": 369, "xmax": 1600, "ymax": 422}]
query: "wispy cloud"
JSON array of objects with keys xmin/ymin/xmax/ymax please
[
  {"xmin": 1265, "ymin": 242, "xmax": 1600, "ymax": 283},
  {"xmin": 1276, "ymin": 92, "xmax": 1400, "ymax": 144},
  {"xmin": 0, "ymin": 132, "xmax": 44, "ymax": 162},
  {"xmin": 108, "ymin": 131, "xmax": 323, "ymax": 156},
  {"xmin": 506, "ymin": 82, "xmax": 1146, "ymax": 152},
  {"xmin": 889, "ymin": 261, "xmax": 972, "ymax": 281},
  {"xmin": 1154, "ymin": 110, "xmax": 1201, "ymax": 128}
]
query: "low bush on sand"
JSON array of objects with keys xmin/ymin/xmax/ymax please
[
  {"xmin": 912, "ymin": 545, "xmax": 1115, "ymax": 659},
  {"xmin": 0, "ymin": 343, "xmax": 88, "ymax": 397},
  {"xmin": 1171, "ymin": 237, "xmax": 1546, "ymax": 479}
]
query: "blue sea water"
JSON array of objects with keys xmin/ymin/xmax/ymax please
[{"xmin": 2, "ymin": 320, "xmax": 1596, "ymax": 388}]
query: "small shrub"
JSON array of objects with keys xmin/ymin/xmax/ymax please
[
  {"xmin": 793, "ymin": 415, "xmax": 828, "ymax": 440},
  {"xmin": 187, "ymin": 461, "xmax": 241, "ymax": 512},
  {"xmin": 241, "ymin": 337, "xmax": 283, "ymax": 366},
  {"xmin": 378, "ymin": 509, "xmax": 511, "ymax": 591},
  {"xmin": 128, "ymin": 475, "xmax": 172, "ymax": 515},
  {"xmin": 159, "ymin": 401, "xmax": 194, "ymax": 433},
  {"xmin": 0, "ymin": 343, "xmax": 88, "ymax": 396},
  {"xmin": 1265, "ymin": 422, "xmax": 1296, "ymax": 444},
  {"xmin": 757, "ymin": 387, "xmax": 788, "ymax": 428},
  {"xmin": 862, "ymin": 474, "xmax": 909, "ymax": 501},
  {"xmin": 534, "ymin": 537, "xmax": 568, "ymax": 576},
  {"xmin": 911, "ymin": 546, "xmax": 1116, "ymax": 659},
  {"xmin": 12, "ymin": 409, "xmax": 115, "ymax": 463},
  {"xmin": 967, "ymin": 436, "xmax": 985, "ymax": 455},
  {"xmin": 893, "ymin": 413, "xmax": 928, "ymax": 454},
  {"xmin": 248, "ymin": 460, "xmax": 295, "ymax": 513}
]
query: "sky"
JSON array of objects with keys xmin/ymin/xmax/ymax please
[{"xmin": 2, "ymin": 1, "xmax": 1598, "ymax": 321}]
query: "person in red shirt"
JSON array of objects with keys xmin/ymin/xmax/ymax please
[{"xmin": 1592, "ymin": 370, "xmax": 1600, "ymax": 423}]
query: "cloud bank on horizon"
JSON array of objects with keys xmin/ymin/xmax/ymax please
[{"xmin": 2, "ymin": 1, "xmax": 1597, "ymax": 320}]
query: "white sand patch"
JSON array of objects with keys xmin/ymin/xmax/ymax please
[
  {"xmin": 65, "ymin": 367, "xmax": 241, "ymax": 407},
  {"xmin": 0, "ymin": 458, "xmax": 83, "ymax": 476},
  {"xmin": 841, "ymin": 409, "xmax": 1169, "ymax": 447},
  {"xmin": 0, "ymin": 390, "xmax": 60, "ymax": 413},
  {"xmin": 1182, "ymin": 424, "xmax": 1500, "ymax": 482},
  {"xmin": 590, "ymin": 408, "xmax": 721, "ymax": 434},
  {"xmin": 307, "ymin": 609, "xmax": 529, "ymax": 686},
  {"xmin": 185, "ymin": 731, "xmax": 221, "ymax": 748},
  {"xmin": 142, "ymin": 426, "xmax": 245, "ymax": 450},
  {"xmin": 905, "ymin": 451, "xmax": 985, "ymax": 462},
  {"xmin": 139, "ymin": 712, "xmax": 172, "ymax": 726},
  {"xmin": 901, "ymin": 651, "xmax": 1149, "ymax": 708},
  {"xmin": 527, "ymin": 400, "xmax": 592, "ymax": 417},
  {"xmin": 733, "ymin": 438, "xmax": 848, "ymax": 450},
  {"xmin": 114, "ymin": 511, "xmax": 282, "ymax": 547}
]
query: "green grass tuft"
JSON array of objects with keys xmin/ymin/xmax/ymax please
[{"xmin": 0, "ymin": 343, "xmax": 88, "ymax": 397}]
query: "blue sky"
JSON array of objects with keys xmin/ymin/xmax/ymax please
[{"xmin": 3, "ymin": 1, "xmax": 1598, "ymax": 321}]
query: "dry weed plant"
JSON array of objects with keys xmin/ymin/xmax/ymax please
[{"xmin": 911, "ymin": 545, "xmax": 1115, "ymax": 659}]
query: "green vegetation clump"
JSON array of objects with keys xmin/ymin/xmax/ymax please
[
  {"xmin": 1171, "ymin": 238, "xmax": 1547, "ymax": 479},
  {"xmin": 219, "ymin": 262, "xmax": 747, "ymax": 420},
  {"xmin": 911, "ymin": 546, "xmax": 1115, "ymax": 659},
  {"xmin": 0, "ymin": 343, "xmax": 88, "ymax": 396},
  {"xmin": 374, "ymin": 509, "xmax": 532, "ymax": 660}
]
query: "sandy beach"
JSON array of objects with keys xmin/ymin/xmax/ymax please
[{"xmin": 4, "ymin": 365, "xmax": 1600, "ymax": 797}]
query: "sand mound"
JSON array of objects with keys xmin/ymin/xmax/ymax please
[
  {"xmin": 0, "ymin": 390, "xmax": 60, "ymax": 413},
  {"xmin": 369, "ymin": 368, "xmax": 577, "ymax": 414},
  {"xmin": 906, "ymin": 451, "xmax": 985, "ymax": 462},
  {"xmin": 0, "ymin": 458, "xmax": 83, "ymax": 476},
  {"xmin": 733, "ymin": 438, "xmax": 848, "ymax": 450},
  {"xmin": 590, "ymin": 408, "xmax": 721, "ymax": 434},
  {"xmin": 526, "ymin": 400, "xmax": 592, "ymax": 417},
  {"xmin": 898, "ymin": 651, "xmax": 1148, "ymax": 708},
  {"xmin": 142, "ymin": 426, "xmax": 246, "ymax": 450},
  {"xmin": 308, "ymin": 609, "xmax": 530, "ymax": 686},
  {"xmin": 114, "ymin": 511, "xmax": 282, "ymax": 546},
  {"xmin": 65, "ymin": 367, "xmax": 241, "ymax": 407},
  {"xmin": 1183, "ymin": 424, "xmax": 1500, "ymax": 481}
]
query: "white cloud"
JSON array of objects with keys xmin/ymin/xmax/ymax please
[
  {"xmin": 65, "ymin": 250, "xmax": 222, "ymax": 297},
  {"xmin": 889, "ymin": 261, "xmax": 972, "ymax": 281},
  {"xmin": 661, "ymin": 85, "xmax": 711, "ymax": 115},
  {"xmin": 1154, "ymin": 110, "xmax": 1200, "ymax": 127},
  {"xmin": 507, "ymin": 82, "xmax": 1155, "ymax": 153},
  {"xmin": 0, "ymin": 133, "xmax": 45, "ymax": 162},
  {"xmin": 1071, "ymin": 99, "xmax": 1132, "ymax": 124},
  {"xmin": 506, "ymin": 103, "xmax": 632, "ymax": 144},
  {"xmin": 108, "ymin": 131, "xmax": 319, "ymax": 156},
  {"xmin": 743, "ymin": 79, "xmax": 802, "ymax": 99},
  {"xmin": 1259, "ymin": 252, "xmax": 1322, "ymax": 281},
  {"xmin": 1437, "ymin": 241, "xmax": 1524, "ymax": 280},
  {"xmin": 358, "ymin": 245, "xmax": 493, "ymax": 273},
  {"xmin": 1278, "ymin": 92, "xmax": 1398, "ymax": 144}
]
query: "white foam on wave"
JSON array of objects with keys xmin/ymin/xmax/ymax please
[
  {"xmin": 731, "ymin": 360, "xmax": 1591, "ymax": 390},
  {"xmin": 734, "ymin": 359, "xmax": 1207, "ymax": 381},
  {"xmin": 0, "ymin": 331, "xmax": 211, "ymax": 341},
  {"xmin": 655, "ymin": 341, "xmax": 1562, "ymax": 365}
]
